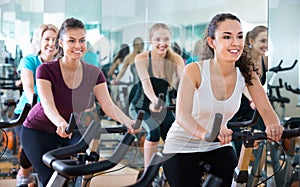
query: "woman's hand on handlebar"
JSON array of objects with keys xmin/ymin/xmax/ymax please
[
  {"xmin": 110, "ymin": 79, "xmax": 119, "ymax": 85},
  {"xmin": 56, "ymin": 121, "xmax": 72, "ymax": 139},
  {"xmin": 149, "ymin": 101, "xmax": 161, "ymax": 113},
  {"xmin": 125, "ymin": 119, "xmax": 141, "ymax": 134},
  {"xmin": 218, "ymin": 125, "xmax": 233, "ymax": 145},
  {"xmin": 265, "ymin": 124, "xmax": 284, "ymax": 142}
]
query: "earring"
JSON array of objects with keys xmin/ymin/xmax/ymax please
[{"xmin": 248, "ymin": 44, "xmax": 252, "ymax": 49}]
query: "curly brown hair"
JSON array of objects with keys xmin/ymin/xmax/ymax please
[{"xmin": 200, "ymin": 13, "xmax": 258, "ymax": 85}]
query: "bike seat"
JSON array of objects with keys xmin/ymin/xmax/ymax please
[{"xmin": 284, "ymin": 117, "xmax": 300, "ymax": 129}]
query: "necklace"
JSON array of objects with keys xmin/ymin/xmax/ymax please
[
  {"xmin": 211, "ymin": 63, "xmax": 226, "ymax": 100},
  {"xmin": 60, "ymin": 59, "xmax": 83, "ymax": 89},
  {"xmin": 211, "ymin": 59, "xmax": 236, "ymax": 101}
]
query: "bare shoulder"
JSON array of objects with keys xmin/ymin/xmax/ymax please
[
  {"xmin": 135, "ymin": 51, "xmax": 148, "ymax": 62},
  {"xmin": 173, "ymin": 53, "xmax": 185, "ymax": 67},
  {"xmin": 185, "ymin": 62, "xmax": 201, "ymax": 74},
  {"xmin": 123, "ymin": 53, "xmax": 133, "ymax": 65},
  {"xmin": 184, "ymin": 61, "xmax": 202, "ymax": 88}
]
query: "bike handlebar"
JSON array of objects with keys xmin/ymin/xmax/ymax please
[
  {"xmin": 65, "ymin": 113, "xmax": 78, "ymax": 134},
  {"xmin": 154, "ymin": 93, "xmax": 165, "ymax": 110},
  {"xmin": 43, "ymin": 110, "xmax": 145, "ymax": 177},
  {"xmin": 269, "ymin": 59, "xmax": 298, "ymax": 73},
  {"xmin": 204, "ymin": 110, "xmax": 260, "ymax": 142},
  {"xmin": 231, "ymin": 128, "xmax": 300, "ymax": 142},
  {"xmin": 65, "ymin": 109, "xmax": 144, "ymax": 135},
  {"xmin": 126, "ymin": 152, "xmax": 164, "ymax": 187},
  {"xmin": 42, "ymin": 120, "xmax": 100, "ymax": 170},
  {"xmin": 132, "ymin": 110, "xmax": 144, "ymax": 130},
  {"xmin": 205, "ymin": 112, "xmax": 300, "ymax": 142},
  {"xmin": 227, "ymin": 110, "xmax": 259, "ymax": 129},
  {"xmin": 0, "ymin": 103, "xmax": 31, "ymax": 129},
  {"xmin": 268, "ymin": 79, "xmax": 290, "ymax": 104},
  {"xmin": 152, "ymin": 93, "xmax": 175, "ymax": 112},
  {"xmin": 65, "ymin": 93, "xmax": 96, "ymax": 133},
  {"xmin": 204, "ymin": 113, "xmax": 223, "ymax": 142},
  {"xmin": 285, "ymin": 82, "xmax": 300, "ymax": 95},
  {"xmin": 0, "ymin": 93, "xmax": 37, "ymax": 129}
]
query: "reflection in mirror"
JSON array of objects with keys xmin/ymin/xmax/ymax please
[
  {"xmin": 102, "ymin": 0, "xmax": 268, "ymax": 65},
  {"xmin": 268, "ymin": 0, "xmax": 300, "ymax": 116},
  {"xmin": 0, "ymin": 0, "xmax": 268, "ymax": 66}
]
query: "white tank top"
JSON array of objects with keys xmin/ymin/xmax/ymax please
[{"xmin": 163, "ymin": 59, "xmax": 245, "ymax": 153}]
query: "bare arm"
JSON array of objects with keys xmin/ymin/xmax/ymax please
[
  {"xmin": 175, "ymin": 63, "xmax": 207, "ymax": 139},
  {"xmin": 247, "ymin": 73, "xmax": 283, "ymax": 141},
  {"xmin": 107, "ymin": 58, "xmax": 121, "ymax": 77},
  {"xmin": 37, "ymin": 79, "xmax": 70, "ymax": 138},
  {"xmin": 174, "ymin": 54, "xmax": 185, "ymax": 88},
  {"xmin": 20, "ymin": 69, "xmax": 35, "ymax": 104},
  {"xmin": 135, "ymin": 52, "xmax": 158, "ymax": 103},
  {"xmin": 115, "ymin": 56, "xmax": 130, "ymax": 82}
]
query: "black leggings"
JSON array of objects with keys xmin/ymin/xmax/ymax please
[
  {"xmin": 163, "ymin": 146, "xmax": 238, "ymax": 187},
  {"xmin": 13, "ymin": 114, "xmax": 32, "ymax": 169},
  {"xmin": 129, "ymin": 104, "xmax": 174, "ymax": 142},
  {"xmin": 21, "ymin": 126, "xmax": 81, "ymax": 186}
]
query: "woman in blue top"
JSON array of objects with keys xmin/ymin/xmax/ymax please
[{"xmin": 14, "ymin": 23, "xmax": 58, "ymax": 187}]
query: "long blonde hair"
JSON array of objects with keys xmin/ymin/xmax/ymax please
[{"xmin": 149, "ymin": 23, "xmax": 180, "ymax": 87}]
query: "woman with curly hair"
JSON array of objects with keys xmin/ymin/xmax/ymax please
[{"xmin": 162, "ymin": 13, "xmax": 282, "ymax": 187}]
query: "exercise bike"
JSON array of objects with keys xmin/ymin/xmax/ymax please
[
  {"xmin": 0, "ymin": 103, "xmax": 32, "ymax": 179},
  {"xmin": 204, "ymin": 110, "xmax": 300, "ymax": 187},
  {"xmin": 267, "ymin": 59, "xmax": 297, "ymax": 122},
  {"xmin": 42, "ymin": 110, "xmax": 169, "ymax": 187}
]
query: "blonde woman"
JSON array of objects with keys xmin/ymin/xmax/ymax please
[
  {"xmin": 129, "ymin": 23, "xmax": 184, "ymax": 171},
  {"xmin": 14, "ymin": 23, "xmax": 58, "ymax": 187}
]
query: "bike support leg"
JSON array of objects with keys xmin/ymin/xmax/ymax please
[
  {"xmin": 247, "ymin": 141, "xmax": 267, "ymax": 187},
  {"xmin": 46, "ymin": 171, "xmax": 67, "ymax": 187},
  {"xmin": 234, "ymin": 145, "xmax": 253, "ymax": 184}
]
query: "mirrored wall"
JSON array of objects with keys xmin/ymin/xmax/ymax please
[
  {"xmin": 268, "ymin": 0, "xmax": 300, "ymax": 116},
  {"xmin": 1, "ymin": 0, "xmax": 299, "ymax": 119},
  {"xmin": 0, "ymin": 0, "xmax": 268, "ymax": 66}
]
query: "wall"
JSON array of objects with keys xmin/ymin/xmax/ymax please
[{"xmin": 268, "ymin": 0, "xmax": 300, "ymax": 117}]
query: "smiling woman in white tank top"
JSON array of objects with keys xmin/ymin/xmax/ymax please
[{"xmin": 162, "ymin": 13, "xmax": 283, "ymax": 187}]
